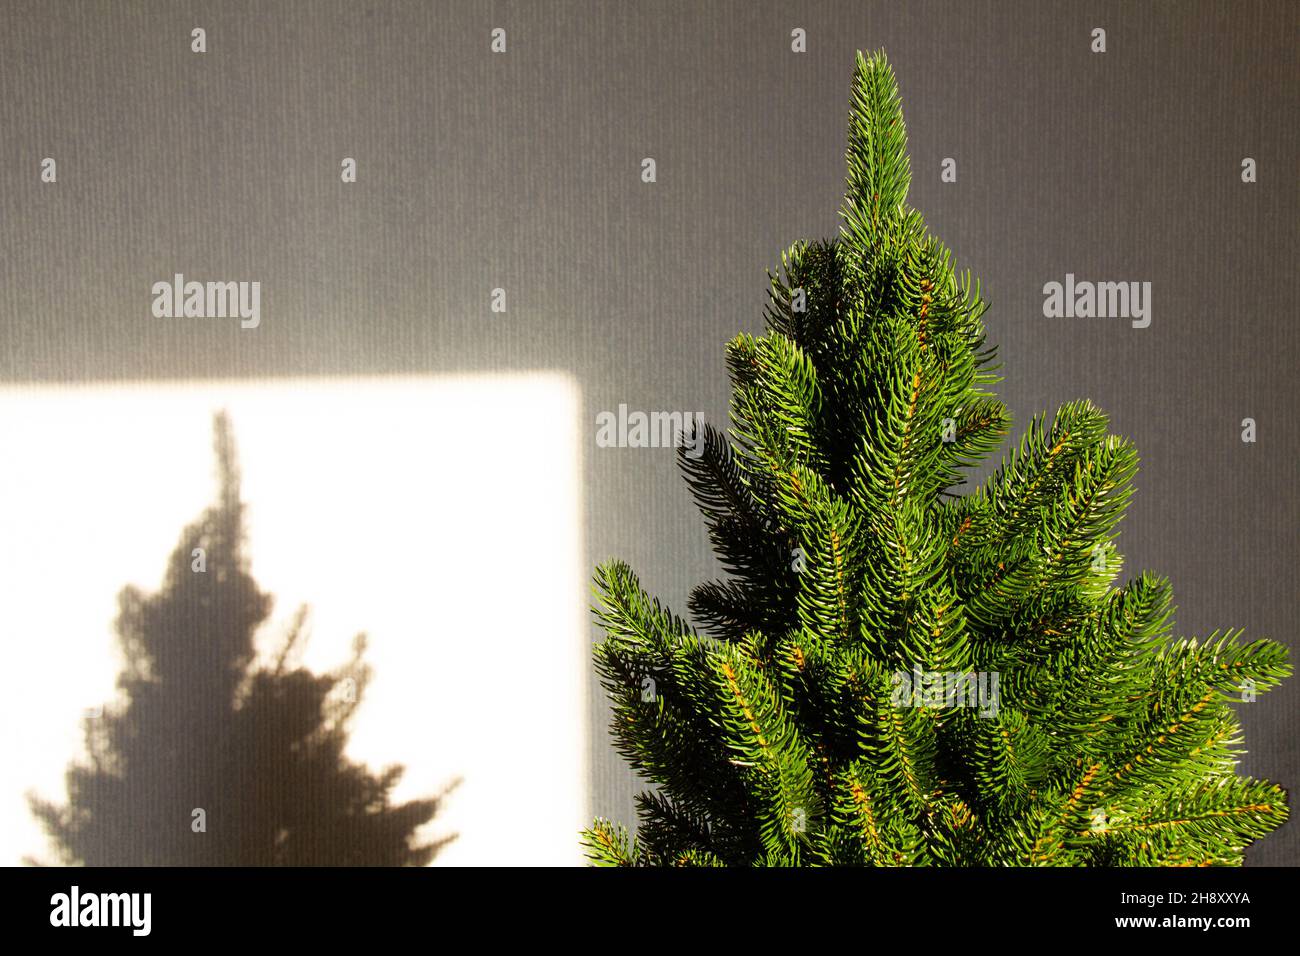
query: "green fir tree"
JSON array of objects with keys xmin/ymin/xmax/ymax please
[{"xmin": 583, "ymin": 51, "xmax": 1289, "ymax": 867}]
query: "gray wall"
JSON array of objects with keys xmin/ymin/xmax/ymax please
[{"xmin": 2, "ymin": 0, "xmax": 1296, "ymax": 864}]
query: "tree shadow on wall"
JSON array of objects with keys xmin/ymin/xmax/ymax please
[{"xmin": 28, "ymin": 411, "xmax": 457, "ymax": 865}]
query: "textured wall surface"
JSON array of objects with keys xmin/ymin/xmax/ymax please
[{"xmin": 1, "ymin": 0, "xmax": 1296, "ymax": 864}]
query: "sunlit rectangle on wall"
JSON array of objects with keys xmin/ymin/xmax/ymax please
[{"xmin": 0, "ymin": 375, "xmax": 586, "ymax": 866}]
